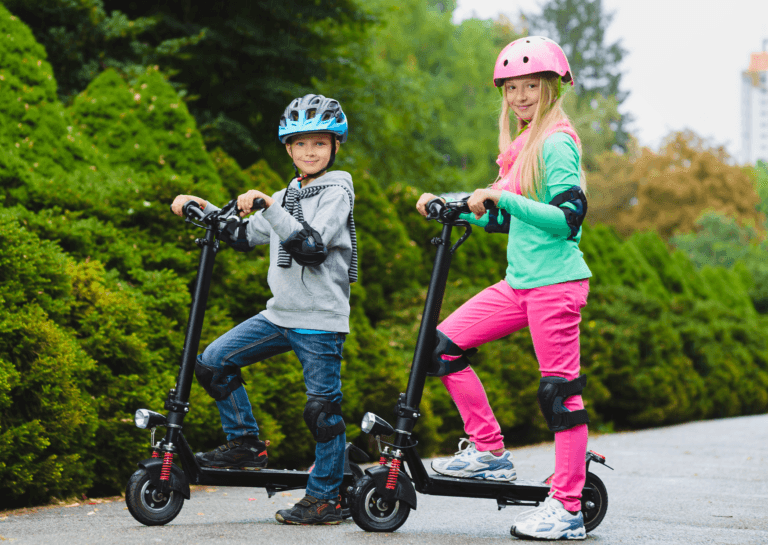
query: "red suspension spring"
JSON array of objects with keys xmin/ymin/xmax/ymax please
[
  {"xmin": 160, "ymin": 452, "xmax": 173, "ymax": 481},
  {"xmin": 385, "ymin": 458, "xmax": 401, "ymax": 490},
  {"xmin": 151, "ymin": 451, "xmax": 160, "ymax": 458},
  {"xmin": 379, "ymin": 455, "xmax": 388, "ymax": 466}
]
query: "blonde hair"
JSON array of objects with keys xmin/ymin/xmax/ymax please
[{"xmin": 497, "ymin": 74, "xmax": 585, "ymax": 200}]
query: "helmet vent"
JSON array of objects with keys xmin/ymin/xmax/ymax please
[
  {"xmin": 503, "ymin": 59, "xmax": 508, "ymax": 66},
  {"xmin": 307, "ymin": 108, "xmax": 317, "ymax": 120},
  {"xmin": 523, "ymin": 56, "xmax": 529, "ymax": 63},
  {"xmin": 291, "ymin": 111, "xmax": 299, "ymax": 121}
]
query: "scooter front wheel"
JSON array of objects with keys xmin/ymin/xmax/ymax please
[
  {"xmin": 125, "ymin": 468, "xmax": 184, "ymax": 526},
  {"xmin": 350, "ymin": 475, "xmax": 411, "ymax": 532}
]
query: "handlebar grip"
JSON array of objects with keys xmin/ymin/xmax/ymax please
[
  {"xmin": 425, "ymin": 197, "xmax": 445, "ymax": 220},
  {"xmin": 181, "ymin": 199, "xmax": 205, "ymax": 220},
  {"xmin": 252, "ymin": 198, "xmax": 266, "ymax": 211},
  {"xmin": 483, "ymin": 199, "xmax": 498, "ymax": 211}
]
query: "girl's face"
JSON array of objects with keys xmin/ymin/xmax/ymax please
[
  {"xmin": 285, "ymin": 133, "xmax": 339, "ymax": 176},
  {"xmin": 504, "ymin": 76, "xmax": 541, "ymax": 121}
]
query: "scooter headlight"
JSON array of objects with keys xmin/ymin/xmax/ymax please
[
  {"xmin": 361, "ymin": 412, "xmax": 395, "ymax": 436},
  {"xmin": 134, "ymin": 408, "xmax": 167, "ymax": 429}
]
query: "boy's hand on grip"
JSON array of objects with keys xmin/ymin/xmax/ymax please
[{"xmin": 237, "ymin": 190, "xmax": 274, "ymax": 216}]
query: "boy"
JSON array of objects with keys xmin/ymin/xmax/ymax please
[{"xmin": 170, "ymin": 94, "xmax": 356, "ymax": 525}]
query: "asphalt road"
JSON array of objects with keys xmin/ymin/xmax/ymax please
[{"xmin": 2, "ymin": 414, "xmax": 766, "ymax": 545}]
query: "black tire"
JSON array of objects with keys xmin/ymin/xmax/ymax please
[
  {"xmin": 582, "ymin": 471, "xmax": 608, "ymax": 533},
  {"xmin": 125, "ymin": 468, "xmax": 184, "ymax": 526},
  {"xmin": 340, "ymin": 462, "xmax": 364, "ymax": 519},
  {"xmin": 350, "ymin": 474, "xmax": 411, "ymax": 532}
]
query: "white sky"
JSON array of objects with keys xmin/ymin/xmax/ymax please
[{"xmin": 454, "ymin": 0, "xmax": 768, "ymax": 162}]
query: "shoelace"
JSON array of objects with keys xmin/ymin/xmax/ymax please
[
  {"xmin": 452, "ymin": 438, "xmax": 476, "ymax": 457},
  {"xmin": 515, "ymin": 495, "xmax": 558, "ymax": 523}
]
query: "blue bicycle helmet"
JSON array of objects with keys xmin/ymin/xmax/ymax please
[{"xmin": 278, "ymin": 94, "xmax": 348, "ymax": 144}]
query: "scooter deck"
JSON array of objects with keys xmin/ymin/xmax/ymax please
[
  {"xmin": 196, "ymin": 467, "xmax": 309, "ymax": 488},
  {"xmin": 423, "ymin": 474, "xmax": 550, "ymax": 502},
  {"xmin": 194, "ymin": 467, "xmax": 358, "ymax": 493}
]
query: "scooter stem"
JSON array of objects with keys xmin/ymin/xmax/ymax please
[
  {"xmin": 396, "ymin": 221, "xmax": 454, "ymax": 436},
  {"xmin": 173, "ymin": 226, "xmax": 219, "ymax": 413}
]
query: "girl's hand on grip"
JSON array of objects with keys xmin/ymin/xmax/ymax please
[
  {"xmin": 467, "ymin": 189, "xmax": 501, "ymax": 219},
  {"xmin": 416, "ymin": 193, "xmax": 443, "ymax": 217}
]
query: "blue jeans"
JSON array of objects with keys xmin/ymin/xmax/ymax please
[{"xmin": 197, "ymin": 314, "xmax": 346, "ymax": 500}]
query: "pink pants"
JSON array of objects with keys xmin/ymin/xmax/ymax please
[{"xmin": 437, "ymin": 279, "xmax": 589, "ymax": 512}]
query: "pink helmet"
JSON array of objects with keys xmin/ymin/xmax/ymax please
[{"xmin": 493, "ymin": 36, "xmax": 573, "ymax": 88}]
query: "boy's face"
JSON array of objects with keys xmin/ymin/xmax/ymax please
[{"xmin": 285, "ymin": 133, "xmax": 340, "ymax": 176}]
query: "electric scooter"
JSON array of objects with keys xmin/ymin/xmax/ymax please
[
  {"xmin": 348, "ymin": 197, "xmax": 611, "ymax": 534},
  {"xmin": 125, "ymin": 198, "xmax": 368, "ymax": 526}
]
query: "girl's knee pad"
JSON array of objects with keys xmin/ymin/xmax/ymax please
[
  {"xmin": 428, "ymin": 331, "xmax": 477, "ymax": 377},
  {"xmin": 537, "ymin": 375, "xmax": 590, "ymax": 432}
]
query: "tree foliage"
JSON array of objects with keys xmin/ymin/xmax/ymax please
[{"xmin": 5, "ymin": 0, "xmax": 373, "ymax": 168}]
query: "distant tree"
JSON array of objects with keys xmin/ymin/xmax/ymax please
[
  {"xmin": 589, "ymin": 131, "xmax": 765, "ymax": 239},
  {"xmin": 751, "ymin": 160, "xmax": 768, "ymax": 220},
  {"xmin": 671, "ymin": 212, "xmax": 768, "ymax": 313},
  {"xmin": 524, "ymin": 0, "xmax": 631, "ymax": 150}
]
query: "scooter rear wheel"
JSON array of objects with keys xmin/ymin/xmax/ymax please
[
  {"xmin": 125, "ymin": 468, "xmax": 184, "ymax": 526},
  {"xmin": 582, "ymin": 471, "xmax": 608, "ymax": 532},
  {"xmin": 350, "ymin": 475, "xmax": 411, "ymax": 532}
]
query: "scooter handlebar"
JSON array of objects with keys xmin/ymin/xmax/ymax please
[{"xmin": 426, "ymin": 196, "xmax": 495, "ymax": 223}]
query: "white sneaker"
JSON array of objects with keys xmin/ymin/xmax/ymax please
[
  {"xmin": 431, "ymin": 438, "xmax": 474, "ymax": 472},
  {"xmin": 431, "ymin": 438, "xmax": 516, "ymax": 481},
  {"xmin": 512, "ymin": 496, "xmax": 586, "ymax": 540}
]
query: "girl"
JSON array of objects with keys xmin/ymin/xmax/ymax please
[{"xmin": 416, "ymin": 37, "xmax": 591, "ymax": 541}]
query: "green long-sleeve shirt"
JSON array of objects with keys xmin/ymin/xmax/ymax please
[{"xmin": 463, "ymin": 132, "xmax": 592, "ymax": 289}]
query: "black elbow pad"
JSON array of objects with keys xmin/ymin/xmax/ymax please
[
  {"xmin": 548, "ymin": 186, "xmax": 587, "ymax": 241},
  {"xmin": 282, "ymin": 221, "xmax": 328, "ymax": 266}
]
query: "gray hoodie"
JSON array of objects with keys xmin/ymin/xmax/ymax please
[{"xmin": 206, "ymin": 170, "xmax": 356, "ymax": 333}]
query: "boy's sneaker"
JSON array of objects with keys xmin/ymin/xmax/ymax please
[
  {"xmin": 275, "ymin": 495, "xmax": 343, "ymax": 525},
  {"xmin": 195, "ymin": 435, "xmax": 268, "ymax": 469},
  {"xmin": 431, "ymin": 438, "xmax": 516, "ymax": 481},
  {"xmin": 511, "ymin": 496, "xmax": 586, "ymax": 540}
]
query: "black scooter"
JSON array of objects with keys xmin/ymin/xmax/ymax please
[
  {"xmin": 125, "ymin": 198, "xmax": 367, "ymax": 526},
  {"xmin": 348, "ymin": 198, "xmax": 611, "ymax": 534}
]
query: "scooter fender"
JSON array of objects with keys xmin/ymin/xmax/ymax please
[
  {"xmin": 138, "ymin": 457, "xmax": 191, "ymax": 499},
  {"xmin": 364, "ymin": 465, "xmax": 417, "ymax": 510}
]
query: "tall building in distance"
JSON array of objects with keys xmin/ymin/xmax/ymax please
[{"xmin": 741, "ymin": 42, "xmax": 768, "ymax": 165}]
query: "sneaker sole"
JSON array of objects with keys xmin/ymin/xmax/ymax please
[
  {"xmin": 511, "ymin": 525, "xmax": 586, "ymax": 540},
  {"xmin": 275, "ymin": 513, "xmax": 342, "ymax": 525},
  {"xmin": 196, "ymin": 459, "xmax": 268, "ymax": 470}
]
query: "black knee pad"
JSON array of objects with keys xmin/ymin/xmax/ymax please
[
  {"xmin": 303, "ymin": 397, "xmax": 345, "ymax": 443},
  {"xmin": 194, "ymin": 360, "xmax": 245, "ymax": 402},
  {"xmin": 427, "ymin": 330, "xmax": 477, "ymax": 377},
  {"xmin": 537, "ymin": 375, "xmax": 589, "ymax": 432}
]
